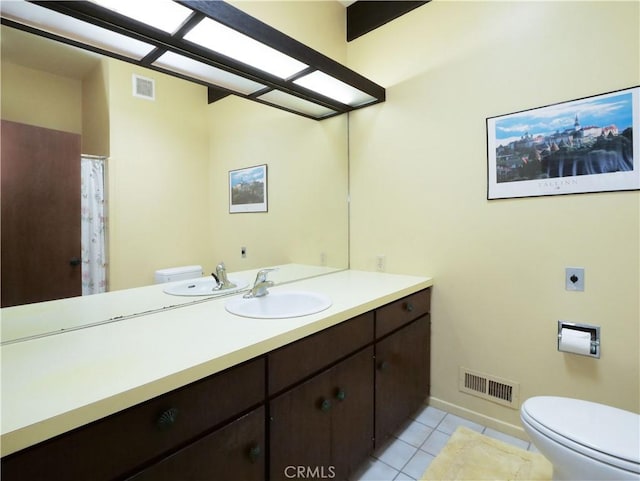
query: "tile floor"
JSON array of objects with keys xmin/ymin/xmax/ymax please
[{"xmin": 350, "ymin": 405, "xmax": 540, "ymax": 481}]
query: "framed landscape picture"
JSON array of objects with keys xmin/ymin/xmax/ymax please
[
  {"xmin": 229, "ymin": 164, "xmax": 268, "ymax": 213},
  {"xmin": 487, "ymin": 87, "xmax": 639, "ymax": 199}
]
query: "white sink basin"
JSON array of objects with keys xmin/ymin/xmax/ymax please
[
  {"xmin": 225, "ymin": 290, "xmax": 332, "ymax": 319},
  {"xmin": 163, "ymin": 277, "xmax": 248, "ymax": 296}
]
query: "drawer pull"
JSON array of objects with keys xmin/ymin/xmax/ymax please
[
  {"xmin": 319, "ymin": 398, "xmax": 332, "ymax": 412},
  {"xmin": 378, "ymin": 360, "xmax": 390, "ymax": 371},
  {"xmin": 248, "ymin": 445, "xmax": 262, "ymax": 463},
  {"xmin": 404, "ymin": 302, "xmax": 414, "ymax": 313},
  {"xmin": 335, "ymin": 388, "xmax": 347, "ymax": 401},
  {"xmin": 156, "ymin": 407, "xmax": 179, "ymax": 431}
]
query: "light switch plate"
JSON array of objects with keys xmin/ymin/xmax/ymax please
[{"xmin": 565, "ymin": 267, "xmax": 585, "ymax": 291}]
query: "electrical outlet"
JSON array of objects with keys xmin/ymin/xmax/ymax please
[
  {"xmin": 376, "ymin": 255, "xmax": 386, "ymax": 272},
  {"xmin": 241, "ymin": 246, "xmax": 247, "ymax": 258},
  {"xmin": 565, "ymin": 267, "xmax": 584, "ymax": 291}
]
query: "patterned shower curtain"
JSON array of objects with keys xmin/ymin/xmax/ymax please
[{"xmin": 81, "ymin": 155, "xmax": 107, "ymax": 295}]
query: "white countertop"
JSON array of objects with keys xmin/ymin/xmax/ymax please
[
  {"xmin": 1, "ymin": 269, "xmax": 432, "ymax": 457},
  {"xmin": 1, "ymin": 263, "xmax": 342, "ymax": 344}
]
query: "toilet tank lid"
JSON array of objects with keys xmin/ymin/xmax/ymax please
[
  {"xmin": 522, "ymin": 396, "xmax": 640, "ymax": 464},
  {"xmin": 155, "ymin": 265, "xmax": 202, "ymax": 276}
]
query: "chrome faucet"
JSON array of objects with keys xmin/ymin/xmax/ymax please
[
  {"xmin": 212, "ymin": 262, "xmax": 236, "ymax": 290},
  {"xmin": 244, "ymin": 268, "xmax": 277, "ymax": 298}
]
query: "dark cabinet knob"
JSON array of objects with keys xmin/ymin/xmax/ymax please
[
  {"xmin": 319, "ymin": 398, "xmax": 332, "ymax": 412},
  {"xmin": 335, "ymin": 388, "xmax": 347, "ymax": 401},
  {"xmin": 248, "ymin": 445, "xmax": 261, "ymax": 463},
  {"xmin": 69, "ymin": 257, "xmax": 81, "ymax": 267},
  {"xmin": 156, "ymin": 407, "xmax": 179, "ymax": 431},
  {"xmin": 378, "ymin": 360, "xmax": 390, "ymax": 371},
  {"xmin": 403, "ymin": 302, "xmax": 414, "ymax": 313}
]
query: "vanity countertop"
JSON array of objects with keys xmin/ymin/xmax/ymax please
[{"xmin": 0, "ymin": 269, "xmax": 432, "ymax": 457}]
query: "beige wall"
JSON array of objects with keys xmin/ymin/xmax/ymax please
[
  {"xmin": 202, "ymin": 0, "xmax": 350, "ymax": 273},
  {"xmin": 1, "ymin": 62, "xmax": 82, "ymax": 133},
  {"xmin": 206, "ymin": 96, "xmax": 348, "ymax": 272},
  {"xmin": 81, "ymin": 61, "xmax": 110, "ymax": 156},
  {"xmin": 106, "ymin": 0, "xmax": 349, "ymax": 287},
  {"xmin": 230, "ymin": 0, "xmax": 347, "ymax": 62},
  {"xmin": 106, "ymin": 60, "xmax": 213, "ymax": 289},
  {"xmin": 347, "ymin": 0, "xmax": 640, "ymax": 435}
]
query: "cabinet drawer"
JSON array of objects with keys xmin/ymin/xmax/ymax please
[
  {"xmin": 376, "ymin": 289, "xmax": 431, "ymax": 339},
  {"xmin": 128, "ymin": 406, "xmax": 265, "ymax": 481},
  {"xmin": 268, "ymin": 312, "xmax": 373, "ymax": 395},
  {"xmin": 2, "ymin": 357, "xmax": 265, "ymax": 481}
]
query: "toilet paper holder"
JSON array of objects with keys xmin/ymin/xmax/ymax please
[{"xmin": 557, "ymin": 321, "xmax": 600, "ymax": 358}]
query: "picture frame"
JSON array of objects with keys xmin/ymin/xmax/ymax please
[
  {"xmin": 229, "ymin": 164, "xmax": 268, "ymax": 213},
  {"xmin": 486, "ymin": 86, "xmax": 639, "ymax": 199}
]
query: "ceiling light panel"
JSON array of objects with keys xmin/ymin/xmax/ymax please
[
  {"xmin": 258, "ymin": 90, "xmax": 336, "ymax": 119},
  {"xmin": 183, "ymin": 17, "xmax": 308, "ymax": 80},
  {"xmin": 153, "ymin": 52, "xmax": 266, "ymax": 95},
  {"xmin": 294, "ymin": 71, "xmax": 377, "ymax": 107},
  {"xmin": 0, "ymin": 0, "xmax": 156, "ymax": 60},
  {"xmin": 90, "ymin": 0, "xmax": 193, "ymax": 34}
]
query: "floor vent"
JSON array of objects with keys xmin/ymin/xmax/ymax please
[
  {"xmin": 133, "ymin": 74, "xmax": 155, "ymax": 100},
  {"xmin": 459, "ymin": 367, "xmax": 520, "ymax": 409}
]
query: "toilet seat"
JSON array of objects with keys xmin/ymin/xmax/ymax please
[{"xmin": 521, "ymin": 396, "xmax": 640, "ymax": 474}]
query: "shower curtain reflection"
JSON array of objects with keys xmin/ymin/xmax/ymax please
[{"xmin": 81, "ymin": 155, "xmax": 107, "ymax": 295}]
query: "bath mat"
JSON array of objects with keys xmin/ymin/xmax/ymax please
[{"xmin": 420, "ymin": 426, "xmax": 552, "ymax": 481}]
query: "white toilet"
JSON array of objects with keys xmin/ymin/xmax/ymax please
[
  {"xmin": 154, "ymin": 265, "xmax": 203, "ymax": 284},
  {"xmin": 521, "ymin": 396, "xmax": 640, "ymax": 481}
]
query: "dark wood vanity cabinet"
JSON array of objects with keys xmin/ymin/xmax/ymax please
[
  {"xmin": 268, "ymin": 312, "xmax": 374, "ymax": 481},
  {"xmin": 268, "ymin": 288, "xmax": 431, "ymax": 480},
  {"xmin": 270, "ymin": 347, "xmax": 374, "ymax": 481},
  {"xmin": 375, "ymin": 313, "xmax": 431, "ymax": 448},
  {"xmin": 1, "ymin": 358, "xmax": 266, "ymax": 481},
  {"xmin": 2, "ymin": 288, "xmax": 431, "ymax": 481},
  {"xmin": 375, "ymin": 289, "xmax": 431, "ymax": 448}
]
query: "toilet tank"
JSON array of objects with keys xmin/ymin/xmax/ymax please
[{"xmin": 154, "ymin": 265, "xmax": 203, "ymax": 284}]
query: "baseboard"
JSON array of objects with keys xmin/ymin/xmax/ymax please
[{"xmin": 427, "ymin": 396, "xmax": 531, "ymax": 442}]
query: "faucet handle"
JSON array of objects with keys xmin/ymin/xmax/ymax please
[
  {"xmin": 255, "ymin": 268, "xmax": 278, "ymax": 283},
  {"xmin": 244, "ymin": 268, "xmax": 278, "ymax": 298}
]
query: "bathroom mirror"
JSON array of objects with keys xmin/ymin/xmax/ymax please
[{"xmin": 0, "ymin": 26, "xmax": 349, "ymax": 313}]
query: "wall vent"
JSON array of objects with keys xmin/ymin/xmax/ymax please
[
  {"xmin": 458, "ymin": 367, "xmax": 520, "ymax": 409},
  {"xmin": 133, "ymin": 74, "xmax": 155, "ymax": 100}
]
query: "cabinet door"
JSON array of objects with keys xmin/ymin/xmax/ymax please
[
  {"xmin": 269, "ymin": 362, "xmax": 333, "ymax": 481},
  {"xmin": 128, "ymin": 406, "xmax": 265, "ymax": 481},
  {"xmin": 330, "ymin": 346, "xmax": 374, "ymax": 480},
  {"xmin": 270, "ymin": 347, "xmax": 374, "ymax": 481},
  {"xmin": 375, "ymin": 316, "xmax": 430, "ymax": 449}
]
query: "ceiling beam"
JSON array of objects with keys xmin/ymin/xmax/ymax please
[{"xmin": 347, "ymin": 1, "xmax": 430, "ymax": 42}]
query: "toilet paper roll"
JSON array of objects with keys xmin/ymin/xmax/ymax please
[{"xmin": 559, "ymin": 328, "xmax": 592, "ymax": 355}]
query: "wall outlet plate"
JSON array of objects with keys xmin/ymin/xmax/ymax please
[{"xmin": 565, "ymin": 267, "xmax": 584, "ymax": 291}]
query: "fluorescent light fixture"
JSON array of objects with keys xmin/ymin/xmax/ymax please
[
  {"xmin": 183, "ymin": 17, "xmax": 308, "ymax": 80},
  {"xmin": 258, "ymin": 90, "xmax": 336, "ymax": 119},
  {"xmin": 90, "ymin": 0, "xmax": 193, "ymax": 34},
  {"xmin": 154, "ymin": 52, "xmax": 266, "ymax": 95},
  {"xmin": 1, "ymin": 0, "xmax": 385, "ymax": 120},
  {"xmin": 0, "ymin": 0, "xmax": 155, "ymax": 60},
  {"xmin": 294, "ymin": 71, "xmax": 377, "ymax": 107}
]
